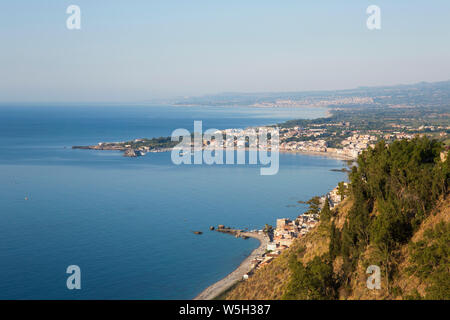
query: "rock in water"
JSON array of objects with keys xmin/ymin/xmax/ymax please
[{"xmin": 124, "ymin": 149, "xmax": 137, "ymax": 157}]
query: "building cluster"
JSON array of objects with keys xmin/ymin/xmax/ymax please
[
  {"xmin": 128, "ymin": 145, "xmax": 151, "ymax": 154},
  {"xmin": 202, "ymin": 127, "xmax": 272, "ymax": 150},
  {"xmin": 244, "ymin": 182, "xmax": 350, "ymax": 275},
  {"xmin": 279, "ymin": 127, "xmax": 326, "ymax": 138},
  {"xmin": 196, "ymin": 125, "xmax": 383, "ymax": 159},
  {"xmin": 337, "ymin": 134, "xmax": 377, "ymax": 158},
  {"xmin": 249, "ymin": 214, "xmax": 320, "ymax": 271},
  {"xmin": 250, "ymin": 97, "xmax": 374, "ymax": 108},
  {"xmin": 280, "ymin": 139, "xmax": 327, "ymax": 153},
  {"xmin": 184, "ymin": 121, "xmax": 449, "ymax": 160},
  {"xmin": 246, "ymin": 214, "xmax": 319, "ymax": 269},
  {"xmin": 384, "ymin": 132, "xmax": 415, "ymax": 140},
  {"xmin": 246, "ymin": 213, "xmax": 321, "ymax": 273},
  {"xmin": 278, "ymin": 132, "xmax": 378, "ymax": 158},
  {"xmin": 322, "ymin": 182, "xmax": 348, "ymax": 209}
]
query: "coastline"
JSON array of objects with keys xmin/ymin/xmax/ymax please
[
  {"xmin": 279, "ymin": 149, "xmax": 354, "ymax": 161},
  {"xmin": 194, "ymin": 151, "xmax": 349, "ymax": 300},
  {"xmin": 74, "ymin": 145, "xmax": 354, "ymax": 161},
  {"xmin": 194, "ymin": 231, "xmax": 269, "ymax": 300},
  {"xmin": 71, "ymin": 108, "xmax": 350, "ymax": 300}
]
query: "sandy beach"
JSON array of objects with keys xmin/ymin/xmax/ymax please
[
  {"xmin": 279, "ymin": 149, "xmax": 354, "ymax": 161},
  {"xmin": 194, "ymin": 231, "xmax": 269, "ymax": 300}
]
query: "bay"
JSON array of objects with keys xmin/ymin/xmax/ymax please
[{"xmin": 0, "ymin": 105, "xmax": 345, "ymax": 299}]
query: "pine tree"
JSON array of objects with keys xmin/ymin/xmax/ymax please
[{"xmin": 320, "ymin": 198, "xmax": 332, "ymax": 222}]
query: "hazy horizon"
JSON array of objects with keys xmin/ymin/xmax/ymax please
[
  {"xmin": 1, "ymin": 79, "xmax": 450, "ymax": 106},
  {"xmin": 1, "ymin": 0, "xmax": 450, "ymax": 102}
]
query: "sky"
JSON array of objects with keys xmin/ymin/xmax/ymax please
[{"xmin": 1, "ymin": 0, "xmax": 450, "ymax": 102}]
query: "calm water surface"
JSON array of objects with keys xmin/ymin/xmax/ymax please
[{"xmin": 0, "ymin": 105, "xmax": 346, "ymax": 299}]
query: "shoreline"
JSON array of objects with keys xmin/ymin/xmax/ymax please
[
  {"xmin": 278, "ymin": 149, "xmax": 353, "ymax": 161},
  {"xmin": 75, "ymin": 145, "xmax": 354, "ymax": 161},
  {"xmin": 194, "ymin": 150, "xmax": 349, "ymax": 300},
  {"xmin": 194, "ymin": 231, "xmax": 269, "ymax": 300}
]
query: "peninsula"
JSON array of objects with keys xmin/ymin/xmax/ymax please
[{"xmin": 72, "ymin": 81, "xmax": 450, "ymax": 161}]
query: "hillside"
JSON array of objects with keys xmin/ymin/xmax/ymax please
[
  {"xmin": 344, "ymin": 197, "xmax": 449, "ymax": 299},
  {"xmin": 225, "ymin": 220, "xmax": 331, "ymax": 300},
  {"xmin": 225, "ymin": 137, "xmax": 449, "ymax": 300}
]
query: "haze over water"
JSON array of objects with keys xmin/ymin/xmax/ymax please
[{"xmin": 0, "ymin": 105, "xmax": 346, "ymax": 299}]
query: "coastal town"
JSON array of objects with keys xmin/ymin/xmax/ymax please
[
  {"xmin": 72, "ymin": 123, "xmax": 449, "ymax": 160},
  {"xmin": 202, "ymin": 181, "xmax": 348, "ymax": 288},
  {"xmin": 246, "ymin": 182, "xmax": 347, "ymax": 278},
  {"xmin": 73, "ymin": 86, "xmax": 450, "ymax": 162},
  {"xmin": 279, "ymin": 131, "xmax": 377, "ymax": 158}
]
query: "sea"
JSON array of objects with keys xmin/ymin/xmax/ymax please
[{"xmin": 0, "ymin": 104, "xmax": 346, "ymax": 299}]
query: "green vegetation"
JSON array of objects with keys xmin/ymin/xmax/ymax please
[
  {"xmin": 263, "ymin": 224, "xmax": 274, "ymax": 241},
  {"xmin": 320, "ymin": 198, "xmax": 331, "ymax": 223},
  {"xmin": 329, "ymin": 221, "xmax": 341, "ymax": 260},
  {"xmin": 338, "ymin": 137, "xmax": 448, "ymax": 292},
  {"xmin": 305, "ymin": 196, "xmax": 321, "ymax": 215},
  {"xmin": 407, "ymin": 222, "xmax": 450, "ymax": 299},
  {"xmin": 283, "ymin": 254, "xmax": 337, "ymax": 300},
  {"xmin": 337, "ymin": 181, "xmax": 348, "ymax": 201},
  {"xmin": 122, "ymin": 136, "xmax": 179, "ymax": 150},
  {"xmin": 287, "ymin": 137, "xmax": 449, "ymax": 299}
]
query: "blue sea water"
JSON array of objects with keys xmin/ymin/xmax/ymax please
[{"xmin": 0, "ymin": 104, "xmax": 346, "ymax": 299}]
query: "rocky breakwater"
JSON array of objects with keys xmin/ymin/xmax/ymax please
[{"xmin": 123, "ymin": 149, "xmax": 138, "ymax": 157}]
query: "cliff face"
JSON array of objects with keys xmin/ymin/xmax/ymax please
[{"xmin": 224, "ymin": 197, "xmax": 449, "ymax": 300}]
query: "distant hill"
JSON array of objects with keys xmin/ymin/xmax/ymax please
[{"xmin": 173, "ymin": 80, "xmax": 450, "ymax": 107}]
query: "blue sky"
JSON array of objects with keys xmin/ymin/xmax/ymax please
[{"xmin": 1, "ymin": 0, "xmax": 449, "ymax": 102}]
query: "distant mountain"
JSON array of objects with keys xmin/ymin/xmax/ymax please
[{"xmin": 172, "ymin": 80, "xmax": 450, "ymax": 108}]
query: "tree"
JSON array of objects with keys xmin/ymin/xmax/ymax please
[
  {"xmin": 283, "ymin": 255, "xmax": 337, "ymax": 300},
  {"xmin": 329, "ymin": 221, "xmax": 341, "ymax": 259},
  {"xmin": 320, "ymin": 198, "xmax": 332, "ymax": 223},
  {"xmin": 408, "ymin": 222, "xmax": 450, "ymax": 299},
  {"xmin": 306, "ymin": 196, "xmax": 321, "ymax": 215},
  {"xmin": 337, "ymin": 181, "xmax": 347, "ymax": 201},
  {"xmin": 263, "ymin": 224, "xmax": 274, "ymax": 242}
]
